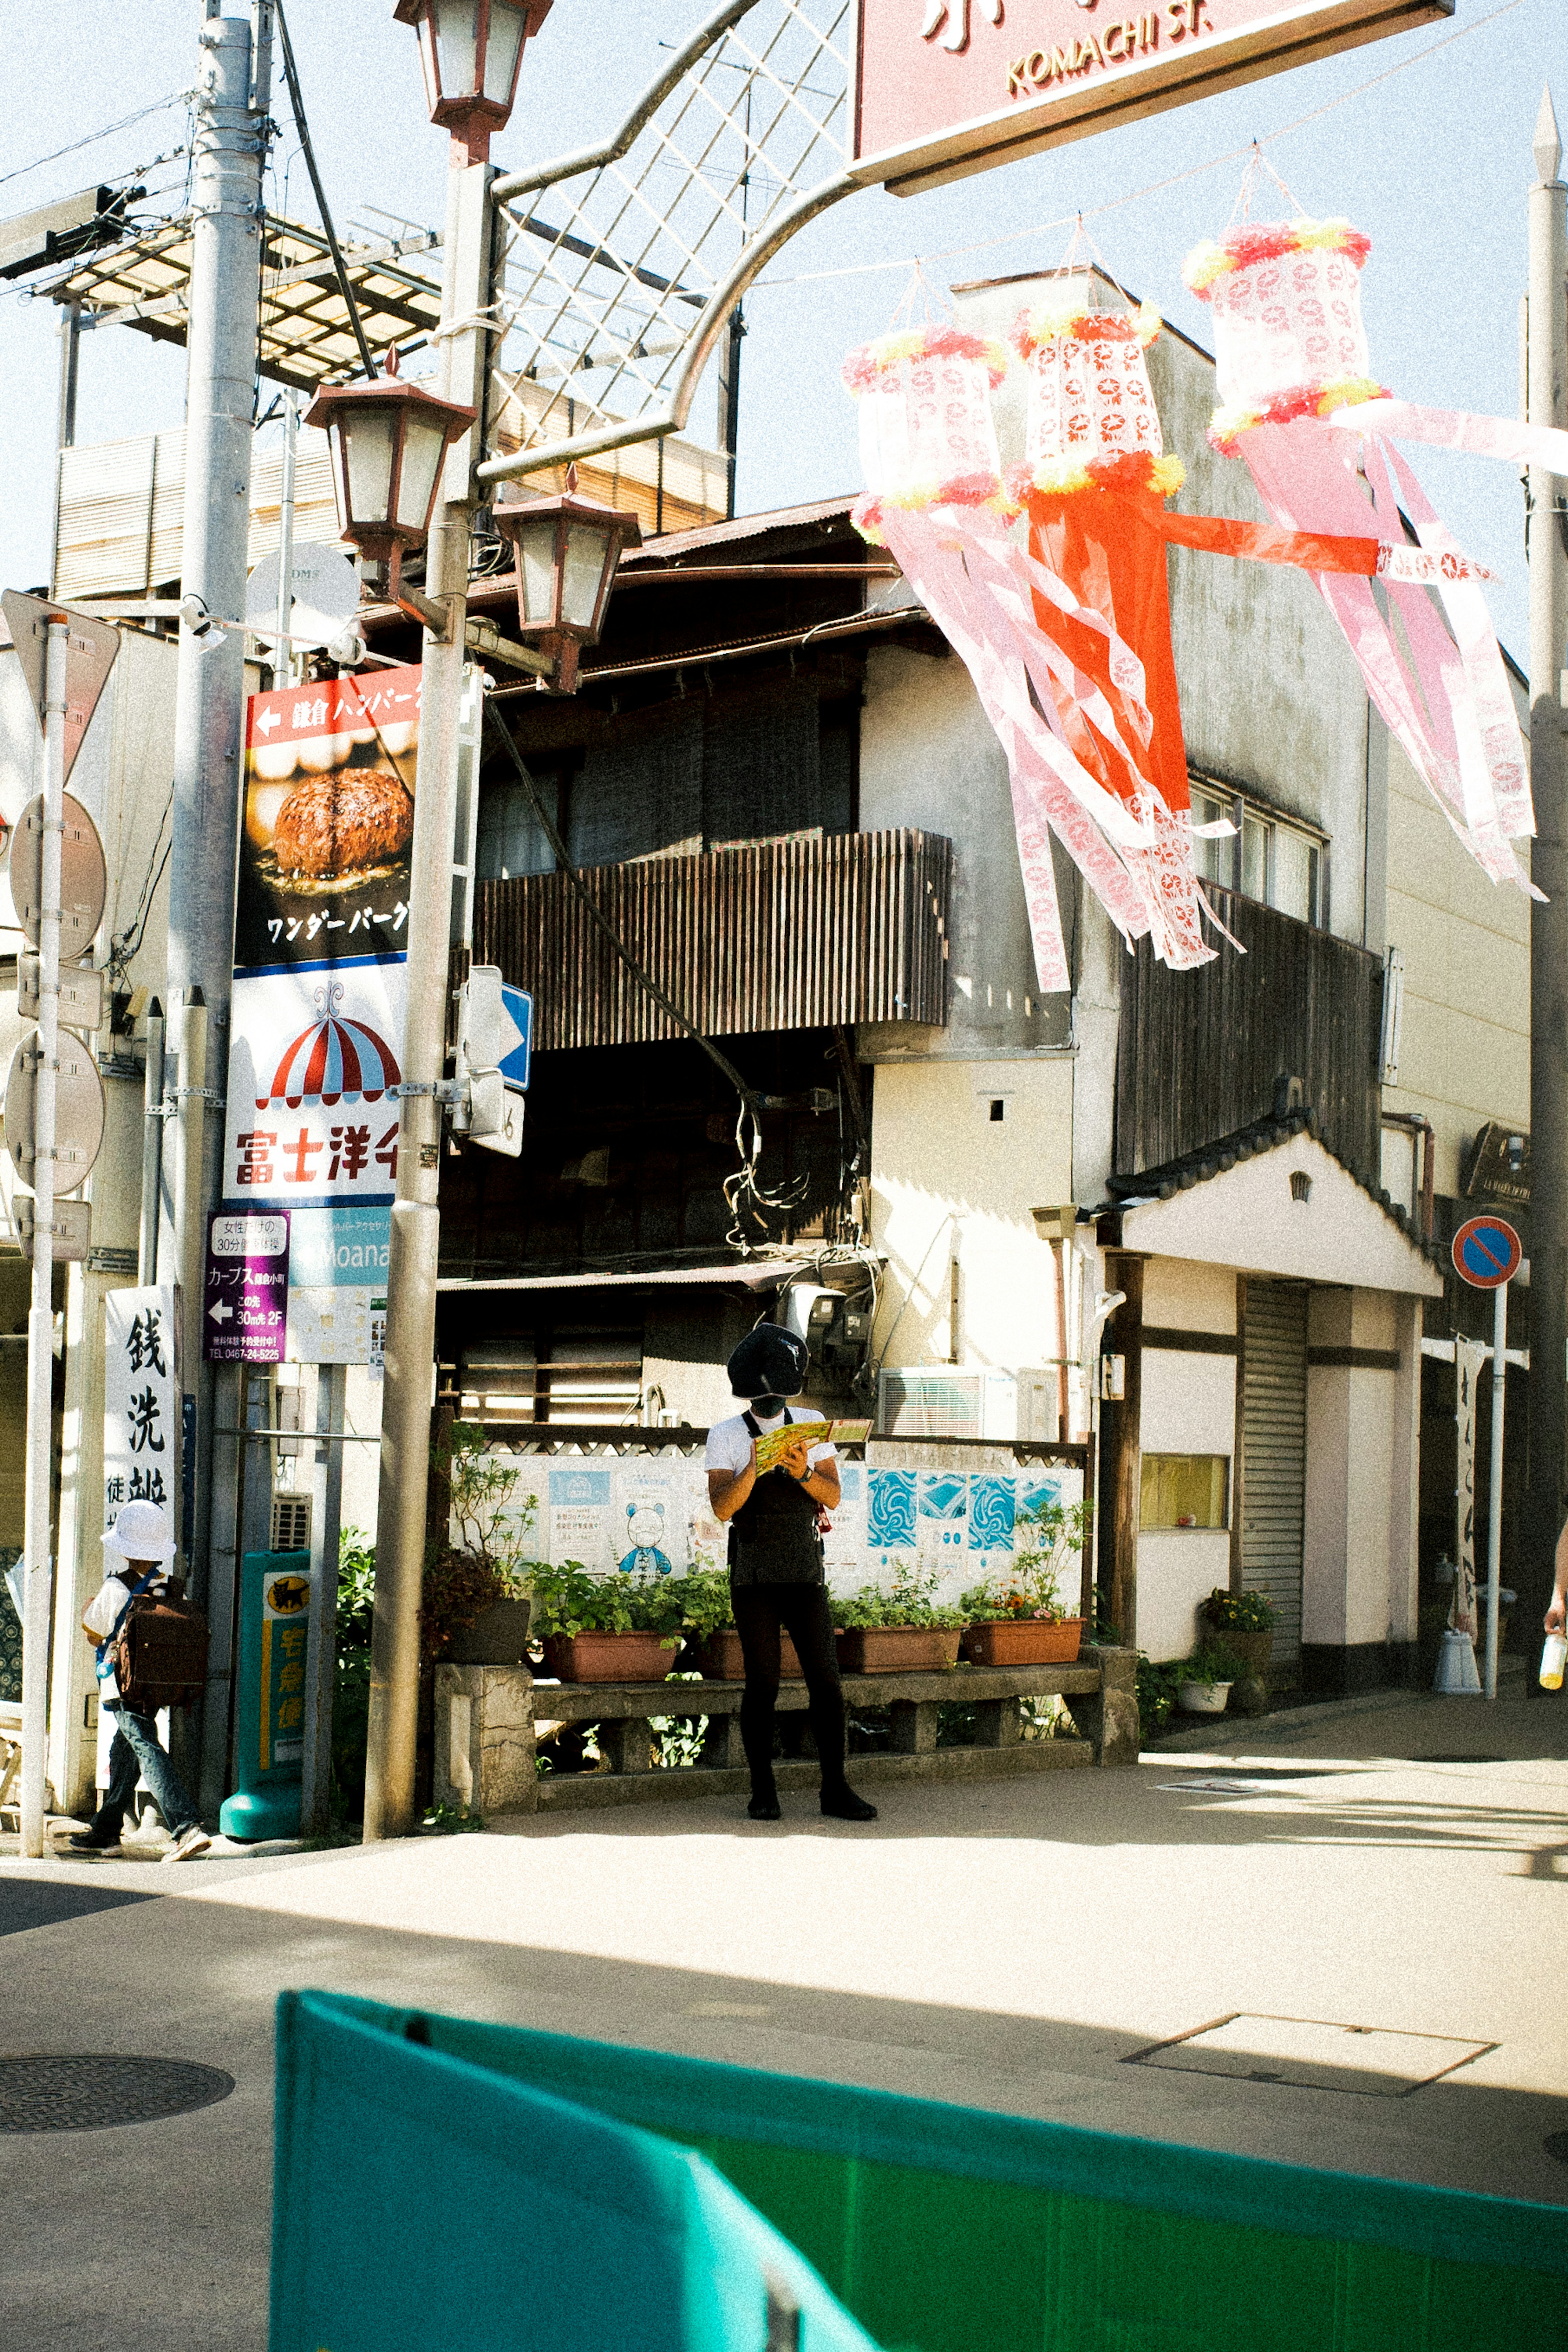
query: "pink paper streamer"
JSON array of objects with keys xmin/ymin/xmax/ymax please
[{"xmin": 1324, "ymin": 399, "xmax": 1568, "ymax": 479}]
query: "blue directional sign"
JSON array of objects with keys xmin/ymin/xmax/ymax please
[
  {"xmin": 499, "ymin": 984, "xmax": 532, "ymax": 1092},
  {"xmin": 1451, "ymin": 1214, "xmax": 1521, "ymax": 1290}
]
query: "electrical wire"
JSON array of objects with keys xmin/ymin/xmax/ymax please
[
  {"xmin": 0, "ymin": 91, "xmax": 192, "ymax": 192},
  {"xmin": 273, "ymin": 0, "xmax": 376, "ymax": 380}
]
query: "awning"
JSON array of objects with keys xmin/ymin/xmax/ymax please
[{"xmin": 436, "ymin": 1257, "xmax": 819, "ymax": 1294}]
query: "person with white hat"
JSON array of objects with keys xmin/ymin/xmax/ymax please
[
  {"xmin": 706, "ymin": 1323, "xmax": 876, "ymax": 1824},
  {"xmin": 67, "ymin": 1500, "xmax": 210, "ymax": 1861}
]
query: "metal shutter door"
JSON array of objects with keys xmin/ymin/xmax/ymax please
[{"xmin": 1241, "ymin": 1281, "xmax": 1307, "ymax": 1664}]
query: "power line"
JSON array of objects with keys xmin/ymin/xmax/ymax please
[
  {"xmin": 0, "ymin": 91, "xmax": 192, "ymax": 193},
  {"xmin": 273, "ymin": 0, "xmax": 376, "ymax": 380}
]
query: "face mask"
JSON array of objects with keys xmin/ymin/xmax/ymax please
[{"xmin": 753, "ymin": 1394, "xmax": 787, "ymax": 1417}]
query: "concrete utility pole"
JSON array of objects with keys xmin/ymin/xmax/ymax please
[
  {"xmin": 1525, "ymin": 86, "xmax": 1568, "ymax": 1667},
  {"xmin": 361, "ymin": 150, "xmax": 493, "ymax": 1842},
  {"xmin": 165, "ymin": 4, "xmax": 270, "ymax": 1700}
]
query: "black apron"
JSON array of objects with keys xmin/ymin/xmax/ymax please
[{"xmin": 727, "ymin": 1410, "xmax": 824, "ymax": 1588}]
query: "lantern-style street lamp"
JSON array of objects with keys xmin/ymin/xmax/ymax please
[
  {"xmin": 493, "ymin": 472, "xmax": 642, "ymax": 692},
  {"xmin": 305, "ymin": 350, "xmax": 476, "ymax": 634},
  {"xmin": 392, "ymin": 0, "xmax": 552, "ymax": 161}
]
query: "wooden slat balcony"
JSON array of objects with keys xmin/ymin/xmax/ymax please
[
  {"xmin": 1116, "ymin": 885, "xmax": 1385, "ymax": 1185},
  {"xmin": 470, "ymin": 827, "xmax": 951, "ymax": 1052}
]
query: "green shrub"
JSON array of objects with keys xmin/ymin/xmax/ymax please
[
  {"xmin": 1180, "ymin": 1641, "xmax": 1247, "ymax": 1689},
  {"xmin": 831, "ymin": 1561, "xmax": 966, "ymax": 1630},
  {"xmin": 530, "ymin": 1561, "xmax": 683, "ymax": 1645},
  {"xmin": 1136, "ymin": 1655, "xmax": 1183, "ymax": 1734}
]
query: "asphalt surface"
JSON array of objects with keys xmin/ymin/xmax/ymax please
[{"xmin": 2, "ymin": 1679, "xmax": 1566, "ymax": 2350}]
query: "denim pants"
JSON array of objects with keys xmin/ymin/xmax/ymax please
[{"xmin": 91, "ymin": 1704, "xmax": 199, "ymax": 1840}]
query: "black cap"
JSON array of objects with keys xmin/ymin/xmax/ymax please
[{"xmin": 726, "ymin": 1323, "xmax": 809, "ymax": 1401}]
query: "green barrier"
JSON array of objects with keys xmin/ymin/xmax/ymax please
[
  {"xmin": 290, "ymin": 1993, "xmax": 1568, "ymax": 2352},
  {"xmin": 271, "ymin": 1991, "xmax": 884, "ymax": 2352},
  {"xmin": 220, "ymin": 1550, "xmax": 310, "ymax": 1842}
]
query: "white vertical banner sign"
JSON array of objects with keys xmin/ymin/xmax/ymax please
[
  {"xmin": 1452, "ymin": 1338, "xmax": 1486, "ymax": 1641},
  {"xmin": 104, "ymin": 1288, "xmax": 179, "ymax": 1529}
]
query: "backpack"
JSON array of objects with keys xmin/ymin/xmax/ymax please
[{"xmin": 110, "ymin": 1576, "xmax": 210, "ymax": 1714}]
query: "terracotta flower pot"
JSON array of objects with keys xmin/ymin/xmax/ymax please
[
  {"xmin": 541, "ymin": 1630, "xmax": 677, "ymax": 1684},
  {"xmin": 962, "ymin": 1617, "xmax": 1085, "ymax": 1668},
  {"xmin": 698, "ymin": 1628, "xmax": 804, "ymax": 1681},
  {"xmin": 835, "ymin": 1626, "xmax": 963, "ymax": 1675}
]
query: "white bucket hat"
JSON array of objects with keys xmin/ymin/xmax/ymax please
[{"xmin": 102, "ymin": 1499, "xmax": 176, "ymax": 1567}]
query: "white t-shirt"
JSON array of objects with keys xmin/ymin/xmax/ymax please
[
  {"xmin": 705, "ymin": 1403, "xmax": 837, "ymax": 1478},
  {"xmin": 84, "ymin": 1570, "xmax": 167, "ymax": 1702}
]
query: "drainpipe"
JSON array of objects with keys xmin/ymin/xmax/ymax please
[{"xmin": 1381, "ymin": 1111, "xmax": 1435, "ymax": 1242}]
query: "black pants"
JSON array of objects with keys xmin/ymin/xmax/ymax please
[{"xmin": 731, "ymin": 1582, "xmax": 848, "ymax": 1795}]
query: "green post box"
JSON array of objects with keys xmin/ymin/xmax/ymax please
[{"xmin": 220, "ymin": 1548, "xmax": 310, "ymax": 1842}]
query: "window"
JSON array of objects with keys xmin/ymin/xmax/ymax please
[
  {"xmin": 989, "ymin": 1098, "xmax": 1004, "ymax": 1122},
  {"xmin": 1190, "ymin": 784, "xmax": 1324, "ymax": 926},
  {"xmin": 1140, "ymin": 1453, "xmax": 1229, "ymax": 1530}
]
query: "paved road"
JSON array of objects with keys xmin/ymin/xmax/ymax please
[{"xmin": 3, "ymin": 1684, "xmax": 1566, "ymax": 2350}]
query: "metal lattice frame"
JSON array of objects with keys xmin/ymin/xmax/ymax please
[{"xmin": 479, "ymin": 0, "xmax": 857, "ymax": 487}]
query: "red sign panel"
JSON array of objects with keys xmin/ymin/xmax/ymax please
[{"xmin": 852, "ymin": 0, "xmax": 1452, "ymax": 192}]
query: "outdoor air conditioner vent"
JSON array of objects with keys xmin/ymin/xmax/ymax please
[{"xmin": 270, "ymin": 1494, "xmax": 312, "ymax": 1554}]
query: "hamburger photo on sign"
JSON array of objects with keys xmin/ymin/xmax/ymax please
[{"xmin": 236, "ymin": 666, "xmax": 420, "ymax": 971}]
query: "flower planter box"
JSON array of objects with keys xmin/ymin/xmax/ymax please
[
  {"xmin": 1177, "ymin": 1679, "xmax": 1232, "ymax": 1715},
  {"xmin": 962, "ymin": 1617, "xmax": 1085, "ymax": 1668},
  {"xmin": 834, "ymin": 1626, "xmax": 962, "ymax": 1675},
  {"xmin": 446, "ymin": 1597, "xmax": 532, "ymax": 1665},
  {"xmin": 1199, "ymin": 1620, "xmax": 1272, "ymax": 1680},
  {"xmin": 698, "ymin": 1628, "xmax": 804, "ymax": 1681},
  {"xmin": 541, "ymin": 1630, "xmax": 677, "ymax": 1684}
]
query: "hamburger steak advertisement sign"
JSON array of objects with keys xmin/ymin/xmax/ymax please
[{"xmin": 851, "ymin": 0, "xmax": 1451, "ymax": 189}]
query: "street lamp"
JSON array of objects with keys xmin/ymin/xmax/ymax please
[
  {"xmin": 493, "ymin": 472, "xmax": 642, "ymax": 690},
  {"xmin": 304, "ymin": 350, "xmax": 476, "ymax": 633},
  {"xmin": 392, "ymin": 0, "xmax": 553, "ymax": 160}
]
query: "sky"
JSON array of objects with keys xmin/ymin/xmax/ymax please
[{"xmin": 0, "ymin": 0, "xmax": 1564, "ymax": 658}]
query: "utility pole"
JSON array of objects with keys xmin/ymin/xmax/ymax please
[
  {"xmin": 1525, "ymin": 86, "xmax": 1568, "ymax": 1668},
  {"xmin": 165, "ymin": 3, "xmax": 271, "ymax": 1776},
  {"xmin": 361, "ymin": 149, "xmax": 493, "ymax": 1842}
]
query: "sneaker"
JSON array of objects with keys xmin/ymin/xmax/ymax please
[
  {"xmin": 160, "ymin": 1825, "xmax": 212, "ymax": 1864},
  {"xmin": 64, "ymin": 1829, "xmax": 121, "ymax": 1854}
]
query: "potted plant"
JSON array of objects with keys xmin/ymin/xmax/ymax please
[
  {"xmin": 833, "ymin": 1564, "xmax": 966, "ymax": 1674},
  {"xmin": 673, "ymin": 1570, "xmax": 804, "ymax": 1681},
  {"xmin": 531, "ymin": 1563, "xmax": 684, "ymax": 1684},
  {"xmin": 426, "ymin": 1422, "xmax": 540, "ymax": 1664},
  {"xmin": 960, "ymin": 1497, "xmax": 1089, "ymax": 1666},
  {"xmin": 1198, "ymin": 1587, "xmax": 1275, "ymax": 1683},
  {"xmin": 1176, "ymin": 1642, "xmax": 1246, "ymax": 1715}
]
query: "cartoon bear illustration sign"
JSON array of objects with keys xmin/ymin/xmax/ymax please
[{"xmin": 618, "ymin": 1500, "xmax": 674, "ymax": 1578}]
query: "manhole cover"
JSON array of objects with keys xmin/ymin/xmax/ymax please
[
  {"xmin": 1125, "ymin": 2015, "xmax": 1493, "ymax": 2098},
  {"xmin": 0, "ymin": 2056, "xmax": 234, "ymax": 2133}
]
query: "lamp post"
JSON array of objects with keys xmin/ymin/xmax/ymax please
[
  {"xmin": 305, "ymin": 350, "xmax": 476, "ymax": 627},
  {"xmin": 353, "ymin": 0, "xmax": 552, "ymax": 1840}
]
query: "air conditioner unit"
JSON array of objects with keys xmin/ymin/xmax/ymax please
[
  {"xmin": 270, "ymin": 1494, "xmax": 313, "ymax": 1554},
  {"xmin": 878, "ymin": 1369, "xmax": 1017, "ymax": 1441}
]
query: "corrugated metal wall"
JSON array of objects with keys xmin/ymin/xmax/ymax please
[
  {"xmin": 1241, "ymin": 1280, "xmax": 1309, "ymax": 1664},
  {"xmin": 54, "ymin": 427, "xmax": 341, "ymax": 601},
  {"xmin": 471, "ymin": 829, "xmax": 950, "ymax": 1050},
  {"xmin": 1116, "ymin": 885, "xmax": 1383, "ymax": 1182}
]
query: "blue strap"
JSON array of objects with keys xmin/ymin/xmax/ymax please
[{"xmin": 95, "ymin": 1567, "xmax": 160, "ymax": 1679}]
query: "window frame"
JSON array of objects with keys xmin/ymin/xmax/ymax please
[{"xmin": 1189, "ymin": 778, "xmax": 1327, "ymax": 929}]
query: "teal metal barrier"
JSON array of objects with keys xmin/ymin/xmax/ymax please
[
  {"xmin": 220, "ymin": 1549, "xmax": 310, "ymax": 1842},
  {"xmin": 271, "ymin": 1990, "xmax": 882, "ymax": 2352},
  {"xmin": 276, "ymin": 1993, "xmax": 1568, "ymax": 2352}
]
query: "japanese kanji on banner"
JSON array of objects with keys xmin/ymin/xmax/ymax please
[
  {"xmin": 104, "ymin": 1285, "xmax": 178, "ymax": 1529},
  {"xmin": 220, "ymin": 962, "xmax": 408, "ymax": 1209},
  {"xmin": 236, "ymin": 666, "xmax": 420, "ymax": 971}
]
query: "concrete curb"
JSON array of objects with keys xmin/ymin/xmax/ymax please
[{"xmin": 1149, "ymin": 1662, "xmax": 1528, "ymax": 1753}]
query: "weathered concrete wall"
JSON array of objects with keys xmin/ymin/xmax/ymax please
[
  {"xmin": 1136, "ymin": 1258, "xmax": 1237, "ymax": 1663},
  {"xmin": 1303, "ymin": 1287, "xmax": 1404, "ymax": 1653}
]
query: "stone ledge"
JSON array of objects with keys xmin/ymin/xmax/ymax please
[
  {"xmin": 535, "ymin": 1662, "xmax": 1104, "ymax": 1723},
  {"xmin": 532, "ymin": 1738, "xmax": 1092, "ymax": 1812}
]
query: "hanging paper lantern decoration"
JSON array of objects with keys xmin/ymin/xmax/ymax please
[
  {"xmin": 257, "ymin": 981, "xmax": 402, "ymax": 1110},
  {"xmin": 843, "ymin": 325, "xmax": 1012, "ymax": 544},
  {"xmin": 1185, "ymin": 216, "xmax": 1536, "ymax": 892},
  {"xmin": 1011, "ymin": 294, "xmax": 1184, "ymax": 496}
]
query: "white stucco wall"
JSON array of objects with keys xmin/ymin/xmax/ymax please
[
  {"xmin": 868, "ymin": 1055, "xmax": 1074, "ymax": 1375},
  {"xmin": 1136, "ymin": 1259, "xmax": 1237, "ymax": 1664},
  {"xmin": 1303, "ymin": 1288, "xmax": 1405, "ymax": 1652}
]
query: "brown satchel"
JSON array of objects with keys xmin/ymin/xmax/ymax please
[{"xmin": 110, "ymin": 1576, "xmax": 210, "ymax": 1714}]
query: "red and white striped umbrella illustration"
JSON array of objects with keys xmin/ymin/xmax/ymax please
[{"xmin": 254, "ymin": 981, "xmax": 402, "ymax": 1111}]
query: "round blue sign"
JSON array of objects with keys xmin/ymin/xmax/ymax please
[{"xmin": 1451, "ymin": 1215, "xmax": 1521, "ymax": 1290}]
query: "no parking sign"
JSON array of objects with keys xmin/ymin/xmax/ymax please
[{"xmin": 1451, "ymin": 1215, "xmax": 1521, "ymax": 1290}]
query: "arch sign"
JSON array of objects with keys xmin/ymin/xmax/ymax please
[{"xmin": 851, "ymin": 0, "xmax": 1454, "ymax": 195}]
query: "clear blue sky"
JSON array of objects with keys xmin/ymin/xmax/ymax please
[{"xmin": 0, "ymin": 0, "xmax": 1563, "ymax": 658}]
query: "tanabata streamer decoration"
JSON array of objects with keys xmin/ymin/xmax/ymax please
[
  {"xmin": 1184, "ymin": 218, "xmax": 1538, "ymax": 892},
  {"xmin": 846, "ymin": 316, "xmax": 1217, "ymax": 983}
]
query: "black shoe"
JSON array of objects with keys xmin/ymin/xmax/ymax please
[
  {"xmin": 65, "ymin": 1830, "xmax": 120, "ymax": 1854},
  {"xmin": 747, "ymin": 1789, "xmax": 782, "ymax": 1821},
  {"xmin": 820, "ymin": 1786, "xmax": 878, "ymax": 1822}
]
